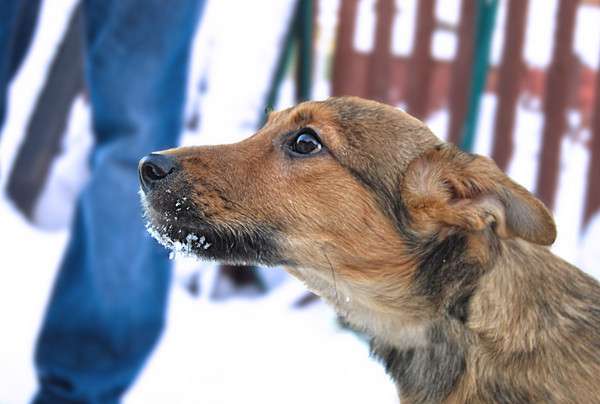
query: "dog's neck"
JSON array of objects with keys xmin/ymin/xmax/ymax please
[
  {"xmin": 467, "ymin": 238, "xmax": 589, "ymax": 354},
  {"xmin": 291, "ymin": 234, "xmax": 595, "ymax": 402},
  {"xmin": 371, "ymin": 238, "xmax": 596, "ymax": 403},
  {"xmin": 365, "ymin": 232, "xmax": 487, "ymax": 403}
]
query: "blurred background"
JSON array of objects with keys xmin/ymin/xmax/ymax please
[{"xmin": 1, "ymin": 0, "xmax": 599, "ymax": 403}]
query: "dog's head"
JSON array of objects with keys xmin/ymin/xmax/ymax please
[{"xmin": 140, "ymin": 96, "xmax": 556, "ymax": 333}]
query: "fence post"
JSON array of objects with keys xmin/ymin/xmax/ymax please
[
  {"xmin": 367, "ymin": 0, "xmax": 395, "ymax": 103},
  {"xmin": 491, "ymin": 0, "xmax": 529, "ymax": 170},
  {"xmin": 536, "ymin": 0, "xmax": 579, "ymax": 210},
  {"xmin": 583, "ymin": 53, "xmax": 600, "ymax": 229},
  {"xmin": 459, "ymin": 0, "xmax": 499, "ymax": 152},
  {"xmin": 296, "ymin": 0, "xmax": 314, "ymax": 102},
  {"xmin": 332, "ymin": 0, "xmax": 360, "ymax": 96},
  {"xmin": 447, "ymin": 0, "xmax": 477, "ymax": 144},
  {"xmin": 406, "ymin": 0, "xmax": 436, "ymax": 119},
  {"xmin": 260, "ymin": 0, "xmax": 303, "ymax": 125}
]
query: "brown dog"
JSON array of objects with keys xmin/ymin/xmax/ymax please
[{"xmin": 139, "ymin": 97, "xmax": 600, "ymax": 403}]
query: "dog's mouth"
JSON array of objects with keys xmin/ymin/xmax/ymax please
[
  {"xmin": 141, "ymin": 190, "xmax": 284, "ymax": 266},
  {"xmin": 143, "ymin": 215, "xmax": 214, "ymax": 260}
]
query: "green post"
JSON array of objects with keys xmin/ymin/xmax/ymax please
[
  {"xmin": 296, "ymin": 0, "xmax": 314, "ymax": 102},
  {"xmin": 260, "ymin": 0, "xmax": 314, "ymax": 126},
  {"xmin": 459, "ymin": 0, "xmax": 499, "ymax": 152}
]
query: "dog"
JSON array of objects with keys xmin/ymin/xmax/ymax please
[{"xmin": 139, "ymin": 96, "xmax": 600, "ymax": 403}]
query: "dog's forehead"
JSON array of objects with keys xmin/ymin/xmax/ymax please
[
  {"xmin": 265, "ymin": 97, "xmax": 434, "ymax": 141},
  {"xmin": 264, "ymin": 101, "xmax": 334, "ymax": 129},
  {"xmin": 262, "ymin": 97, "xmax": 441, "ymax": 175}
]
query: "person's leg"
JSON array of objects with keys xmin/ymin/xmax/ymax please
[
  {"xmin": 0, "ymin": 0, "xmax": 41, "ymax": 129},
  {"xmin": 32, "ymin": 1, "xmax": 205, "ymax": 403}
]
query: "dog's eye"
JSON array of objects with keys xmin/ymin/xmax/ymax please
[{"xmin": 289, "ymin": 129, "xmax": 322, "ymax": 155}]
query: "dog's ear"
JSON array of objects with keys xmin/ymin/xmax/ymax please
[{"xmin": 403, "ymin": 145, "xmax": 556, "ymax": 245}]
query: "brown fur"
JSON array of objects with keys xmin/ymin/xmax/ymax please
[{"xmin": 141, "ymin": 96, "xmax": 600, "ymax": 403}]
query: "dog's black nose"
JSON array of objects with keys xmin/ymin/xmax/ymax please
[{"xmin": 139, "ymin": 153, "xmax": 177, "ymax": 192}]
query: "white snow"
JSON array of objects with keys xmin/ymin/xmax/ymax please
[
  {"xmin": 183, "ymin": 0, "xmax": 297, "ymax": 147},
  {"xmin": 31, "ymin": 96, "xmax": 93, "ymax": 231},
  {"xmin": 392, "ymin": 0, "xmax": 417, "ymax": 57},
  {"xmin": 575, "ymin": 5, "xmax": 600, "ymax": 69},
  {"xmin": 524, "ymin": 0, "xmax": 559, "ymax": 68},
  {"xmin": 125, "ymin": 280, "xmax": 398, "ymax": 404},
  {"xmin": 435, "ymin": 0, "xmax": 461, "ymax": 26}
]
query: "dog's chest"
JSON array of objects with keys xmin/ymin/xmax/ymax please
[{"xmin": 370, "ymin": 325, "xmax": 466, "ymax": 403}]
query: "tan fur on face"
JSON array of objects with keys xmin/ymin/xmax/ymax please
[
  {"xmin": 145, "ymin": 97, "xmax": 600, "ymax": 403},
  {"xmin": 163, "ymin": 99, "xmax": 438, "ymax": 344}
]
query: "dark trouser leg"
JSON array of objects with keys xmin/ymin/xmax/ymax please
[{"xmin": 33, "ymin": 1, "xmax": 205, "ymax": 402}]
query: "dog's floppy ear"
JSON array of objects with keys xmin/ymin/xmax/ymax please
[{"xmin": 402, "ymin": 145, "xmax": 556, "ymax": 245}]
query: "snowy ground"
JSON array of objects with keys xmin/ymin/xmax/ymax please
[{"xmin": 1, "ymin": 1, "xmax": 600, "ymax": 403}]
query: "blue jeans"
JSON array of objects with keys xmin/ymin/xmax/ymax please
[
  {"xmin": 0, "ymin": 1, "xmax": 41, "ymax": 126},
  {"xmin": 1, "ymin": 1, "xmax": 204, "ymax": 402}
]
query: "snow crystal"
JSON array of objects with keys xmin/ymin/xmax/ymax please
[{"xmin": 145, "ymin": 221, "xmax": 210, "ymax": 260}]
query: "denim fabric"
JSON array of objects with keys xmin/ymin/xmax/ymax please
[
  {"xmin": 0, "ymin": 0, "xmax": 41, "ymax": 127},
  {"xmin": 7, "ymin": 1, "xmax": 205, "ymax": 403}
]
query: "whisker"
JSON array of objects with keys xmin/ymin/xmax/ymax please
[{"xmin": 322, "ymin": 247, "xmax": 338, "ymax": 306}]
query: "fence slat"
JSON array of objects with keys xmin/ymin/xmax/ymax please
[
  {"xmin": 447, "ymin": 0, "xmax": 477, "ymax": 144},
  {"xmin": 332, "ymin": 0, "xmax": 361, "ymax": 96},
  {"xmin": 459, "ymin": 0, "xmax": 499, "ymax": 152},
  {"xmin": 406, "ymin": 0, "xmax": 436, "ymax": 119},
  {"xmin": 584, "ymin": 54, "xmax": 600, "ymax": 228},
  {"xmin": 295, "ymin": 0, "xmax": 314, "ymax": 102},
  {"xmin": 491, "ymin": 0, "xmax": 529, "ymax": 170},
  {"xmin": 536, "ymin": 0, "xmax": 579, "ymax": 210},
  {"xmin": 367, "ymin": 0, "xmax": 395, "ymax": 103}
]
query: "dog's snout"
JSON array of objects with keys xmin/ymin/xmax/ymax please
[{"xmin": 139, "ymin": 153, "xmax": 177, "ymax": 192}]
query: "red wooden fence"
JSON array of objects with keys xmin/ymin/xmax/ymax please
[
  {"xmin": 536, "ymin": 0, "xmax": 579, "ymax": 211},
  {"xmin": 329, "ymin": 0, "xmax": 599, "ymax": 230},
  {"xmin": 491, "ymin": 0, "xmax": 529, "ymax": 171}
]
